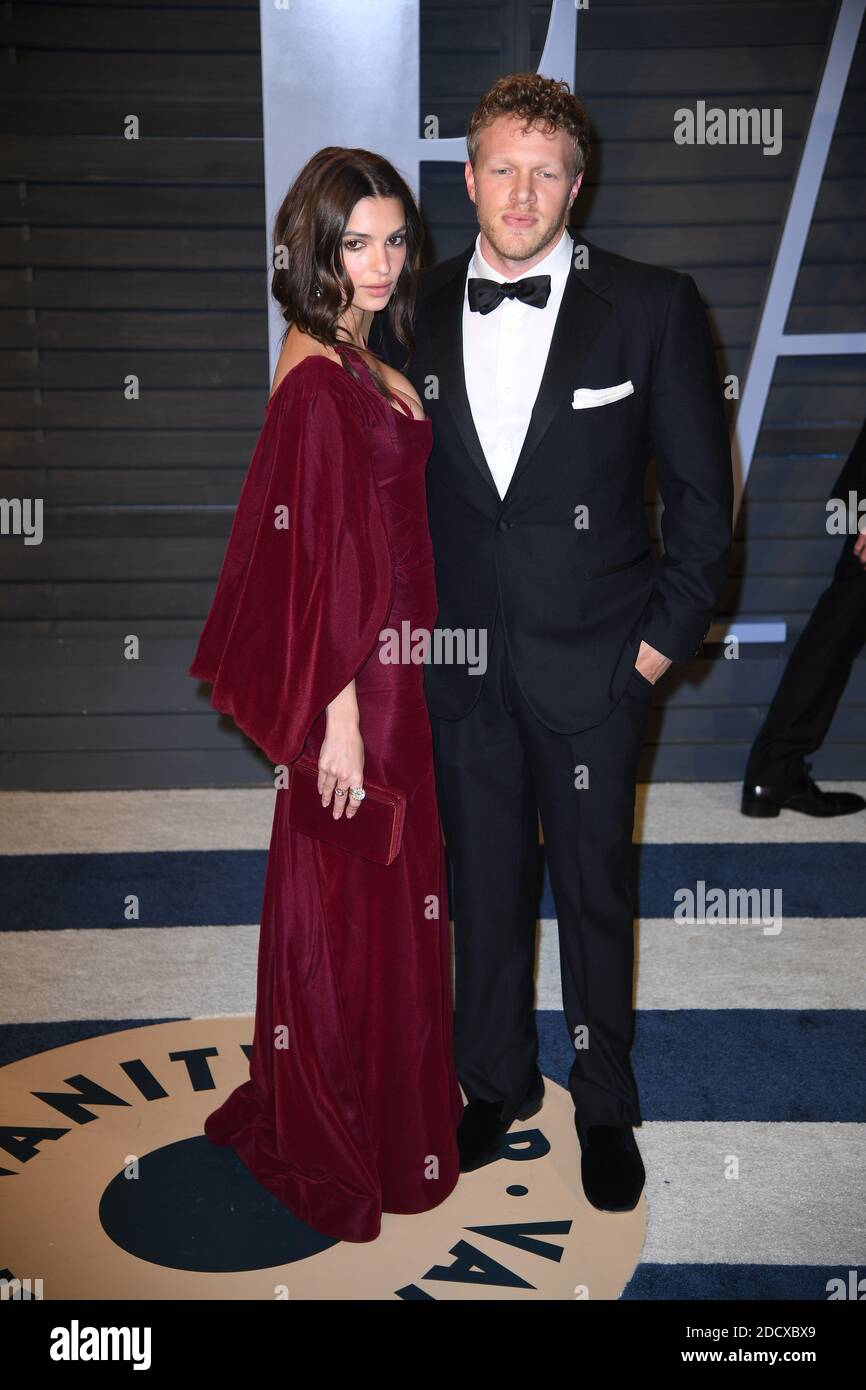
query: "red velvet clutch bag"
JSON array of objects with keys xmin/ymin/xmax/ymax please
[{"xmin": 286, "ymin": 753, "xmax": 406, "ymax": 865}]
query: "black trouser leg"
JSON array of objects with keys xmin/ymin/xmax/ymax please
[
  {"xmin": 430, "ymin": 611, "xmax": 542, "ymax": 1121},
  {"xmin": 746, "ymin": 532, "xmax": 866, "ymax": 788},
  {"xmin": 501, "ymin": 643, "xmax": 649, "ymax": 1147},
  {"xmin": 431, "ymin": 609, "xmax": 650, "ymax": 1143}
]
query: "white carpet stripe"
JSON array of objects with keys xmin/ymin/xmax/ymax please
[
  {"xmin": 1, "ymin": 926, "xmax": 261, "ymax": 1023},
  {"xmin": 538, "ymin": 918, "xmax": 866, "ymax": 1010},
  {"xmin": 636, "ymin": 1121, "xmax": 866, "ymax": 1266},
  {"xmin": 0, "ymin": 789, "xmax": 278, "ymax": 854},
  {"xmin": 634, "ymin": 781, "xmax": 866, "ymax": 846},
  {"xmin": 2, "ymin": 781, "xmax": 865, "ymax": 855},
  {"xmin": 3, "ymin": 917, "xmax": 864, "ymax": 1026}
]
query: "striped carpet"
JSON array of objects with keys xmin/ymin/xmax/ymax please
[{"xmin": 1, "ymin": 781, "xmax": 864, "ymax": 1299}]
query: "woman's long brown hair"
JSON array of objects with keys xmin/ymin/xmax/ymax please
[{"xmin": 271, "ymin": 146, "xmax": 424, "ymax": 395}]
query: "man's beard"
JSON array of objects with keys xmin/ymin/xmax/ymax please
[{"xmin": 479, "ymin": 209, "xmax": 566, "ymax": 265}]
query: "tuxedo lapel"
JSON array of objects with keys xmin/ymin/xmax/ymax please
[
  {"xmin": 502, "ymin": 228, "xmax": 612, "ymax": 504},
  {"xmin": 427, "ymin": 245, "xmax": 500, "ymax": 499},
  {"xmin": 425, "ymin": 227, "xmax": 614, "ymax": 506}
]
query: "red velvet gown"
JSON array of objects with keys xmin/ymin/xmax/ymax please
[{"xmin": 188, "ymin": 343, "xmax": 464, "ymax": 1242}]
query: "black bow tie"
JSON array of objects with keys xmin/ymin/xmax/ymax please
[{"xmin": 467, "ymin": 274, "xmax": 552, "ymax": 314}]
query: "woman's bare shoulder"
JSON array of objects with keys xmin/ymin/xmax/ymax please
[
  {"xmin": 266, "ymin": 337, "xmax": 384, "ymax": 429},
  {"xmin": 268, "ymin": 332, "xmax": 342, "ymax": 402}
]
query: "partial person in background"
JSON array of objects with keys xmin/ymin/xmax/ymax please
[{"xmin": 742, "ymin": 415, "xmax": 866, "ymax": 817}]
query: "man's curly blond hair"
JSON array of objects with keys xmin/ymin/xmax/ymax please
[{"xmin": 466, "ymin": 73, "xmax": 592, "ymax": 181}]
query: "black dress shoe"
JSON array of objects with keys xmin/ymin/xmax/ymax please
[
  {"xmin": 742, "ymin": 761, "xmax": 866, "ymax": 818},
  {"xmin": 577, "ymin": 1121, "xmax": 645, "ymax": 1212},
  {"xmin": 457, "ymin": 1075, "xmax": 544, "ymax": 1173}
]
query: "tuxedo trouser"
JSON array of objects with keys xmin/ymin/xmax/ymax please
[
  {"xmin": 429, "ymin": 607, "xmax": 651, "ymax": 1147},
  {"xmin": 745, "ymin": 530, "xmax": 866, "ymax": 789}
]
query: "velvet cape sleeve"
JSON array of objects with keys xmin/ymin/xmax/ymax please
[{"xmin": 188, "ymin": 360, "xmax": 395, "ymax": 767}]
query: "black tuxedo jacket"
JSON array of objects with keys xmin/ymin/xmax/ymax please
[{"xmin": 373, "ymin": 226, "xmax": 733, "ymax": 732}]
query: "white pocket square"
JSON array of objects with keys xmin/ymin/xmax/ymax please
[{"xmin": 572, "ymin": 380, "xmax": 634, "ymax": 409}]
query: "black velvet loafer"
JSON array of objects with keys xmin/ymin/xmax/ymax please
[
  {"xmin": 457, "ymin": 1074, "xmax": 545, "ymax": 1173},
  {"xmin": 578, "ymin": 1121, "xmax": 645, "ymax": 1212}
]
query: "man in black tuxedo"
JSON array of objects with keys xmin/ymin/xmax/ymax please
[
  {"xmin": 375, "ymin": 75, "xmax": 733, "ymax": 1211},
  {"xmin": 741, "ymin": 415, "xmax": 866, "ymax": 817}
]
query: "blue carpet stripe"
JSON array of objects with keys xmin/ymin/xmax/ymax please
[
  {"xmin": 3, "ymin": 1011, "xmax": 864, "ymax": 1122},
  {"xmin": 3, "ymin": 843, "xmax": 866, "ymax": 930},
  {"xmin": 0, "ymin": 1018, "xmax": 189, "ymax": 1069},
  {"xmin": 620, "ymin": 1263, "xmax": 866, "ymax": 1300},
  {"xmin": 537, "ymin": 1011, "xmax": 866, "ymax": 1122}
]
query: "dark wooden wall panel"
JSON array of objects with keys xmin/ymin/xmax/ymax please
[{"xmin": 1, "ymin": 0, "xmax": 864, "ymax": 787}]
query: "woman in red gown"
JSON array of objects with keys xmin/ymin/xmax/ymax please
[{"xmin": 188, "ymin": 149, "xmax": 464, "ymax": 1242}]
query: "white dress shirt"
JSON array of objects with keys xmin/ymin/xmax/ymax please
[{"xmin": 462, "ymin": 225, "xmax": 573, "ymax": 498}]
